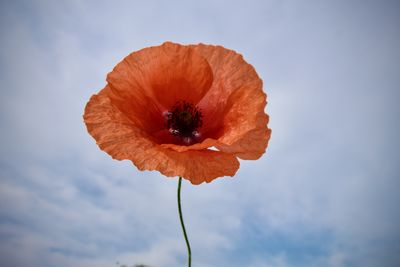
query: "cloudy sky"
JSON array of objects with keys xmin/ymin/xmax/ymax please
[{"xmin": 1, "ymin": 0, "xmax": 399, "ymax": 266}]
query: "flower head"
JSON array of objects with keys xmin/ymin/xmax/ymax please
[{"xmin": 83, "ymin": 42, "xmax": 271, "ymax": 184}]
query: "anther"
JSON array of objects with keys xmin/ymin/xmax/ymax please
[
  {"xmin": 183, "ymin": 137, "xmax": 192, "ymax": 144},
  {"xmin": 192, "ymin": 130, "xmax": 201, "ymax": 138},
  {"xmin": 165, "ymin": 101, "xmax": 203, "ymax": 144},
  {"xmin": 169, "ymin": 128, "xmax": 180, "ymax": 135}
]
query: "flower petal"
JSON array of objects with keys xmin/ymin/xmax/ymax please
[
  {"xmin": 160, "ymin": 138, "xmax": 218, "ymax": 152},
  {"xmin": 107, "ymin": 42, "xmax": 214, "ymax": 111},
  {"xmin": 84, "ymin": 86, "xmax": 239, "ymax": 185},
  {"xmin": 190, "ymin": 44, "xmax": 271, "ymax": 159},
  {"xmin": 158, "ymin": 149, "xmax": 240, "ymax": 185},
  {"xmin": 216, "ymin": 112, "xmax": 272, "ymax": 160}
]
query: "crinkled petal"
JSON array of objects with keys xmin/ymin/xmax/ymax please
[
  {"xmin": 83, "ymin": 87, "xmax": 239, "ymax": 185},
  {"xmin": 216, "ymin": 112, "xmax": 272, "ymax": 160},
  {"xmin": 160, "ymin": 138, "xmax": 218, "ymax": 152},
  {"xmin": 155, "ymin": 149, "xmax": 240, "ymax": 185},
  {"xmin": 190, "ymin": 44, "xmax": 271, "ymax": 159},
  {"xmin": 107, "ymin": 42, "xmax": 213, "ymax": 111}
]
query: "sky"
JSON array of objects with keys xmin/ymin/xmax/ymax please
[{"xmin": 0, "ymin": 0, "xmax": 399, "ymax": 266}]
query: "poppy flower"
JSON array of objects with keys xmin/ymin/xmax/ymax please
[{"xmin": 84, "ymin": 42, "xmax": 271, "ymax": 185}]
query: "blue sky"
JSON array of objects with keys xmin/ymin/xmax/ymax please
[{"xmin": 0, "ymin": 0, "xmax": 399, "ymax": 266}]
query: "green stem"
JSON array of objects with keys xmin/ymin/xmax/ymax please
[{"xmin": 178, "ymin": 177, "xmax": 191, "ymax": 267}]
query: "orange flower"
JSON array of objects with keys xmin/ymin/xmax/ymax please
[{"xmin": 83, "ymin": 42, "xmax": 271, "ymax": 185}]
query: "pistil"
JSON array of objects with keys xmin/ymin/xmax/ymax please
[{"xmin": 166, "ymin": 101, "xmax": 203, "ymax": 144}]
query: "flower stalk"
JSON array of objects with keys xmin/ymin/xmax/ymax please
[{"xmin": 178, "ymin": 177, "xmax": 191, "ymax": 267}]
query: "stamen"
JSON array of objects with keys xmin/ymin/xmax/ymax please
[
  {"xmin": 165, "ymin": 101, "xmax": 203, "ymax": 144},
  {"xmin": 163, "ymin": 111, "xmax": 172, "ymax": 119},
  {"xmin": 192, "ymin": 130, "xmax": 201, "ymax": 138},
  {"xmin": 169, "ymin": 128, "xmax": 180, "ymax": 135},
  {"xmin": 183, "ymin": 137, "xmax": 192, "ymax": 144}
]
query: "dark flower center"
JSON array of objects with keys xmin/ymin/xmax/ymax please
[{"xmin": 166, "ymin": 101, "xmax": 203, "ymax": 144}]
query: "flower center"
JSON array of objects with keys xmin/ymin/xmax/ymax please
[{"xmin": 166, "ymin": 101, "xmax": 203, "ymax": 144}]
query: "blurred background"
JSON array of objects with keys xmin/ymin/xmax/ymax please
[{"xmin": 0, "ymin": 0, "xmax": 399, "ymax": 266}]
